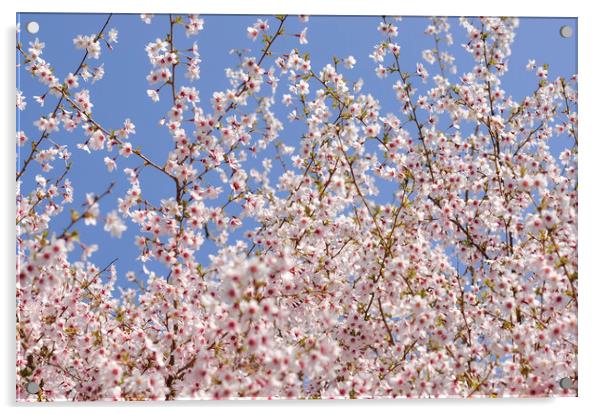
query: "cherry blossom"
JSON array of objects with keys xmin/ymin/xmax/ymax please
[
  {"xmin": 104, "ymin": 211, "xmax": 127, "ymax": 238},
  {"xmin": 16, "ymin": 89, "xmax": 26, "ymax": 110},
  {"xmin": 15, "ymin": 14, "xmax": 577, "ymax": 401}
]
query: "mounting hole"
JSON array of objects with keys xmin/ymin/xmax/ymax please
[
  {"xmin": 26, "ymin": 21, "xmax": 40, "ymax": 34},
  {"xmin": 25, "ymin": 381, "xmax": 40, "ymax": 395},
  {"xmin": 559, "ymin": 377, "xmax": 574, "ymax": 389},
  {"xmin": 560, "ymin": 25, "xmax": 573, "ymax": 38}
]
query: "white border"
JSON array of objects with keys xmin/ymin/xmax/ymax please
[
  {"xmin": 4, "ymin": 0, "xmax": 583, "ymax": 16},
  {"xmin": 2, "ymin": 1, "xmax": 600, "ymax": 414}
]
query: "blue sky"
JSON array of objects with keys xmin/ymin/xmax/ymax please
[{"xmin": 16, "ymin": 14, "xmax": 577, "ymax": 289}]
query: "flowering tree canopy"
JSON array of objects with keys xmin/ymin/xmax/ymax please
[{"xmin": 16, "ymin": 14, "xmax": 577, "ymax": 400}]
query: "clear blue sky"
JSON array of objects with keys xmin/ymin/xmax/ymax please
[{"xmin": 17, "ymin": 14, "xmax": 577, "ymax": 289}]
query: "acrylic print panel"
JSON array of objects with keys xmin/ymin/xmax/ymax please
[{"xmin": 15, "ymin": 13, "xmax": 578, "ymax": 401}]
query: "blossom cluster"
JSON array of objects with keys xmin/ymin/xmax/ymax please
[{"xmin": 16, "ymin": 15, "xmax": 577, "ymax": 400}]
